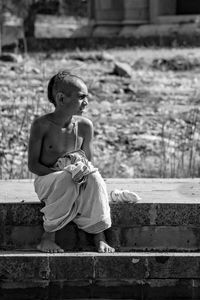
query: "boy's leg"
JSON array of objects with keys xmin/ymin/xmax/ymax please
[
  {"xmin": 94, "ymin": 231, "xmax": 115, "ymax": 253},
  {"xmin": 74, "ymin": 171, "xmax": 115, "ymax": 253},
  {"xmin": 37, "ymin": 231, "xmax": 64, "ymax": 253},
  {"xmin": 35, "ymin": 171, "xmax": 79, "ymax": 253}
]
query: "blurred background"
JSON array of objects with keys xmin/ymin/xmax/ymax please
[{"xmin": 0, "ymin": 0, "xmax": 200, "ymax": 179}]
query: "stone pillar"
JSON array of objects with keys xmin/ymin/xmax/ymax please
[
  {"xmin": 92, "ymin": 0, "xmax": 123, "ymax": 37},
  {"xmin": 120, "ymin": 0, "xmax": 149, "ymax": 36},
  {"xmin": 88, "ymin": 0, "xmax": 95, "ymax": 21},
  {"xmin": 149, "ymin": 0, "xmax": 176, "ymax": 23},
  {"xmin": 149, "ymin": 0, "xmax": 160, "ymax": 23},
  {"xmin": 0, "ymin": 1, "xmax": 2, "ymax": 55}
]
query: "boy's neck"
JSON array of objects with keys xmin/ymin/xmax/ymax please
[{"xmin": 50, "ymin": 110, "xmax": 74, "ymax": 128}]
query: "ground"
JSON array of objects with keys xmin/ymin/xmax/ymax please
[{"xmin": 0, "ymin": 47, "xmax": 200, "ymax": 179}]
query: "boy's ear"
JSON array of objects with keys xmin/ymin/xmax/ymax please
[{"xmin": 55, "ymin": 92, "xmax": 64, "ymax": 105}]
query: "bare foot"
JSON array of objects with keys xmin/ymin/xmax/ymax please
[
  {"xmin": 37, "ymin": 239, "xmax": 64, "ymax": 253},
  {"xmin": 37, "ymin": 232, "xmax": 64, "ymax": 253},
  {"xmin": 94, "ymin": 231, "xmax": 115, "ymax": 253}
]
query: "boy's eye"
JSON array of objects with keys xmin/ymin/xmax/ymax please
[{"xmin": 79, "ymin": 94, "xmax": 88, "ymax": 100}]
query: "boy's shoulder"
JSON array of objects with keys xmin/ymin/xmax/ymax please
[
  {"xmin": 31, "ymin": 114, "xmax": 51, "ymax": 130},
  {"xmin": 75, "ymin": 116, "xmax": 93, "ymax": 136},
  {"xmin": 75, "ymin": 116, "xmax": 93, "ymax": 128}
]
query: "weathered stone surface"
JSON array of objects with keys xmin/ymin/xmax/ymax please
[
  {"xmin": 0, "ymin": 285, "xmax": 49, "ymax": 300},
  {"xmin": 111, "ymin": 203, "xmax": 151, "ymax": 225},
  {"xmin": 92, "ymin": 279, "xmax": 143, "ymax": 299},
  {"xmin": 2, "ymin": 201, "xmax": 200, "ymax": 227},
  {"xmin": 93, "ymin": 278, "xmax": 200, "ymax": 299},
  {"xmin": 147, "ymin": 255, "xmax": 200, "ymax": 279},
  {"xmin": 1, "ymin": 203, "xmax": 42, "ymax": 225},
  {"xmin": 119, "ymin": 226, "xmax": 200, "ymax": 251},
  {"xmin": 0, "ymin": 255, "xmax": 50, "ymax": 281},
  {"xmin": 49, "ymin": 280, "xmax": 92, "ymax": 299},
  {"xmin": 1, "ymin": 178, "xmax": 200, "ymax": 204},
  {"xmin": 1, "ymin": 253, "xmax": 200, "ymax": 299},
  {"xmin": 1, "ymin": 179, "xmax": 200, "ymax": 252},
  {"xmin": 140, "ymin": 279, "xmax": 200, "ymax": 300},
  {"xmin": 1, "ymin": 225, "xmax": 43, "ymax": 250},
  {"xmin": 3, "ymin": 224, "xmax": 200, "ymax": 252},
  {"xmin": 49, "ymin": 255, "xmax": 94, "ymax": 280},
  {"xmin": 2, "ymin": 252, "xmax": 200, "ymax": 280},
  {"xmin": 156, "ymin": 204, "xmax": 200, "ymax": 225},
  {"xmin": 113, "ymin": 62, "xmax": 133, "ymax": 77},
  {"xmin": 95, "ymin": 255, "xmax": 146, "ymax": 279},
  {"xmin": 2, "ymin": 278, "xmax": 200, "ymax": 300}
]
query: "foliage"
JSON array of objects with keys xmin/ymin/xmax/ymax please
[
  {"xmin": 1, "ymin": 48, "xmax": 200, "ymax": 179},
  {"xmin": 2, "ymin": 0, "xmax": 37, "ymax": 18},
  {"xmin": 58, "ymin": 0, "xmax": 88, "ymax": 17}
]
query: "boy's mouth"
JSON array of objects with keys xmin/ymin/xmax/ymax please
[
  {"xmin": 80, "ymin": 106, "xmax": 87, "ymax": 112},
  {"xmin": 77, "ymin": 108, "xmax": 86, "ymax": 114}
]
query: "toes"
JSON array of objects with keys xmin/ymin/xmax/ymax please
[
  {"xmin": 106, "ymin": 246, "xmax": 115, "ymax": 253},
  {"xmin": 50, "ymin": 248, "xmax": 64, "ymax": 253},
  {"xmin": 56, "ymin": 248, "xmax": 63, "ymax": 253},
  {"xmin": 107, "ymin": 247, "xmax": 113, "ymax": 253},
  {"xmin": 37, "ymin": 240, "xmax": 64, "ymax": 253},
  {"xmin": 98, "ymin": 246, "xmax": 114, "ymax": 253},
  {"xmin": 98, "ymin": 243, "xmax": 115, "ymax": 253},
  {"xmin": 98, "ymin": 247, "xmax": 104, "ymax": 253}
]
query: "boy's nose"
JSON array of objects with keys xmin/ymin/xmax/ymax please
[{"xmin": 82, "ymin": 99, "xmax": 88, "ymax": 106}]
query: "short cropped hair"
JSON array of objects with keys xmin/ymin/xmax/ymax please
[{"xmin": 47, "ymin": 70, "xmax": 85, "ymax": 107}]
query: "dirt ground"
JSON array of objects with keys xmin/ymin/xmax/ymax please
[{"xmin": 0, "ymin": 47, "xmax": 200, "ymax": 179}]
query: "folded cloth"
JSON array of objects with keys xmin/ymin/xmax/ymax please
[
  {"xmin": 34, "ymin": 150, "xmax": 111, "ymax": 234},
  {"xmin": 110, "ymin": 189, "xmax": 141, "ymax": 203},
  {"xmin": 51, "ymin": 150, "xmax": 98, "ymax": 184}
]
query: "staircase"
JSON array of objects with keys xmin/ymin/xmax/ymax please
[{"xmin": 1, "ymin": 178, "xmax": 200, "ymax": 299}]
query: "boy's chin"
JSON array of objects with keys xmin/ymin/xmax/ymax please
[{"xmin": 76, "ymin": 110, "xmax": 85, "ymax": 115}]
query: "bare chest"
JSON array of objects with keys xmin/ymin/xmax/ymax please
[{"xmin": 43, "ymin": 126, "xmax": 82, "ymax": 156}]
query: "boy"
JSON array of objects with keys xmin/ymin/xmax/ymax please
[{"xmin": 28, "ymin": 70, "xmax": 115, "ymax": 253}]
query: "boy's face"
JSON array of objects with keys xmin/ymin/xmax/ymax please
[{"xmin": 61, "ymin": 79, "xmax": 88, "ymax": 115}]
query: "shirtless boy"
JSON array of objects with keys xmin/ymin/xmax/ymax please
[{"xmin": 28, "ymin": 71, "xmax": 115, "ymax": 253}]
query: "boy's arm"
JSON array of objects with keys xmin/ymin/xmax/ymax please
[
  {"xmin": 80, "ymin": 118, "xmax": 94, "ymax": 162},
  {"xmin": 28, "ymin": 119, "xmax": 54, "ymax": 176}
]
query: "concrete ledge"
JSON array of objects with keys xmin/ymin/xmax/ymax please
[
  {"xmin": 1, "ymin": 281, "xmax": 200, "ymax": 300},
  {"xmin": 2, "ymin": 252, "xmax": 200, "ymax": 280},
  {"xmin": 2, "ymin": 225, "xmax": 200, "ymax": 252},
  {"xmin": 2, "ymin": 202, "xmax": 200, "ymax": 226},
  {"xmin": 1, "ymin": 179, "xmax": 200, "ymax": 251},
  {"xmin": 1, "ymin": 179, "xmax": 200, "ymax": 227},
  {"xmin": 1, "ymin": 252, "xmax": 200, "ymax": 299}
]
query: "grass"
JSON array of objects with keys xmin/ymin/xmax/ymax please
[{"xmin": 0, "ymin": 47, "xmax": 200, "ymax": 179}]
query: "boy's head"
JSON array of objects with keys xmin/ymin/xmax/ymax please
[{"xmin": 47, "ymin": 71, "xmax": 87, "ymax": 108}]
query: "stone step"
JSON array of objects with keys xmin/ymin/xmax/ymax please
[
  {"xmin": 1, "ymin": 179, "xmax": 200, "ymax": 251},
  {"xmin": 1, "ymin": 251, "xmax": 200, "ymax": 300}
]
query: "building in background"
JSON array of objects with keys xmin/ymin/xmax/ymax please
[{"xmin": 88, "ymin": 0, "xmax": 200, "ymax": 36}]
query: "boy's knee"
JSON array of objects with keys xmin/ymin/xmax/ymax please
[
  {"xmin": 60, "ymin": 169, "xmax": 74, "ymax": 184},
  {"xmin": 88, "ymin": 171, "xmax": 104, "ymax": 185}
]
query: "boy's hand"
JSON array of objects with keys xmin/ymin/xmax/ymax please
[{"xmin": 72, "ymin": 162, "xmax": 90, "ymax": 182}]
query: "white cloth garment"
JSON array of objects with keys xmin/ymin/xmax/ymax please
[{"xmin": 34, "ymin": 136, "xmax": 111, "ymax": 234}]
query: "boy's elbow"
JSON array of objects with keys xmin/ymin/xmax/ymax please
[
  {"xmin": 28, "ymin": 160, "xmax": 36, "ymax": 174},
  {"xmin": 28, "ymin": 164, "xmax": 34, "ymax": 174}
]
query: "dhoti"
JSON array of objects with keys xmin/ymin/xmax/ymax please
[{"xmin": 34, "ymin": 150, "xmax": 111, "ymax": 234}]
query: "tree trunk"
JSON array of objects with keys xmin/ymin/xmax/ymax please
[
  {"xmin": 23, "ymin": 3, "xmax": 38, "ymax": 37},
  {"xmin": 0, "ymin": 0, "xmax": 3, "ymax": 55}
]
